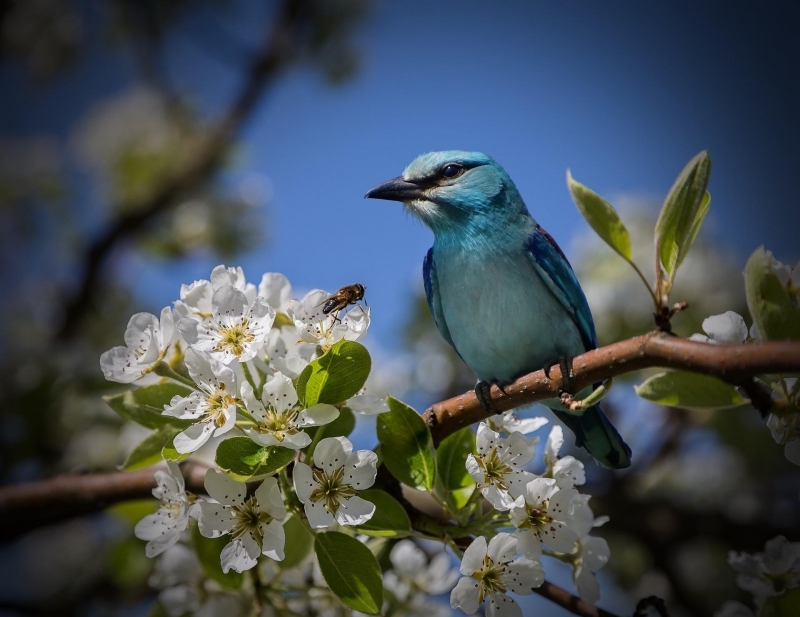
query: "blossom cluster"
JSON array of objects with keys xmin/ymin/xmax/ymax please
[
  {"xmin": 100, "ymin": 266, "xmax": 380, "ymax": 572},
  {"xmin": 715, "ymin": 536, "xmax": 800, "ymax": 617},
  {"xmin": 451, "ymin": 418, "xmax": 610, "ymax": 616}
]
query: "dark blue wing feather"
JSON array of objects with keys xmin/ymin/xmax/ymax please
[
  {"xmin": 525, "ymin": 224, "xmax": 598, "ymax": 351},
  {"xmin": 423, "ymin": 248, "xmax": 456, "ymax": 349}
]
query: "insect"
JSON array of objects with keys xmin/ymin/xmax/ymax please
[{"xmin": 320, "ymin": 283, "xmax": 367, "ymax": 320}]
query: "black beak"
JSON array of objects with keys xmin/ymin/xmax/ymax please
[{"xmin": 365, "ymin": 176, "xmax": 426, "ymax": 201}]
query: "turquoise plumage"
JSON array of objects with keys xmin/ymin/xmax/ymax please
[{"xmin": 367, "ymin": 151, "xmax": 631, "ymax": 469}]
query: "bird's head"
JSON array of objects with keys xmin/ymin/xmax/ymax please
[{"xmin": 365, "ymin": 151, "xmax": 531, "ymax": 238}]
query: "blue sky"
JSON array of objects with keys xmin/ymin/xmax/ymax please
[{"xmin": 3, "ymin": 1, "xmax": 799, "ymax": 353}]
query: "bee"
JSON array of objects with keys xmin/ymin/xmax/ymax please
[{"xmin": 320, "ymin": 283, "xmax": 367, "ymax": 320}]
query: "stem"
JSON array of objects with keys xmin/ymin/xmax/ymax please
[
  {"xmin": 241, "ymin": 361, "xmax": 259, "ymax": 396},
  {"xmin": 629, "ymin": 259, "xmax": 659, "ymax": 309},
  {"xmin": 153, "ymin": 362, "xmax": 197, "ymax": 388}
]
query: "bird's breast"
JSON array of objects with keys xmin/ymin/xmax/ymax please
[{"xmin": 434, "ymin": 247, "xmax": 584, "ymax": 384}]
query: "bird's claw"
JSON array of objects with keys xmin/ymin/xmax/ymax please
[{"xmin": 475, "ymin": 381, "xmax": 501, "ymax": 415}]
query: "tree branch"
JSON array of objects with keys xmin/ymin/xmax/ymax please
[
  {"xmin": 534, "ymin": 581, "xmax": 621, "ymax": 617},
  {"xmin": 0, "ymin": 462, "xmax": 208, "ymax": 542},
  {"xmin": 57, "ymin": 0, "xmax": 308, "ymax": 339},
  {"xmin": 423, "ymin": 330, "xmax": 800, "ymax": 445}
]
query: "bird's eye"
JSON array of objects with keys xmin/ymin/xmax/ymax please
[{"xmin": 441, "ymin": 164, "xmax": 463, "ymax": 179}]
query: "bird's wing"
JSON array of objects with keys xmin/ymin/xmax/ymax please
[
  {"xmin": 525, "ymin": 224, "xmax": 598, "ymax": 351},
  {"xmin": 423, "ymin": 247, "xmax": 456, "ymax": 349}
]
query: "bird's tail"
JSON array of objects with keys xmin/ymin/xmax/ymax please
[{"xmin": 551, "ymin": 404, "xmax": 632, "ymax": 469}]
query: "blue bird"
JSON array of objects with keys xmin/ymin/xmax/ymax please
[{"xmin": 366, "ymin": 150, "xmax": 632, "ymax": 469}]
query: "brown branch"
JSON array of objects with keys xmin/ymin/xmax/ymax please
[
  {"xmin": 534, "ymin": 581, "xmax": 621, "ymax": 617},
  {"xmin": 0, "ymin": 462, "xmax": 208, "ymax": 542},
  {"xmin": 57, "ymin": 0, "xmax": 308, "ymax": 339},
  {"xmin": 424, "ymin": 330, "xmax": 800, "ymax": 445}
]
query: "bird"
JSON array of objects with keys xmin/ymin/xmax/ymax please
[{"xmin": 366, "ymin": 150, "xmax": 631, "ymax": 469}]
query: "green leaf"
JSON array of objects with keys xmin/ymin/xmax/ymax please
[
  {"xmin": 745, "ymin": 247, "xmax": 800, "ymax": 341},
  {"xmin": 121, "ymin": 425, "xmax": 184, "ymax": 470},
  {"xmin": 161, "ymin": 434, "xmax": 188, "ymax": 463},
  {"xmin": 215, "ymin": 437, "xmax": 296, "ymax": 481},
  {"xmin": 354, "ymin": 489, "xmax": 411, "ymax": 538},
  {"xmin": 191, "ymin": 525, "xmax": 243, "ymax": 589},
  {"xmin": 567, "ymin": 169, "xmax": 633, "ymax": 261},
  {"xmin": 655, "ymin": 151, "xmax": 712, "ymax": 279},
  {"xmin": 762, "ymin": 587, "xmax": 800, "ymax": 617},
  {"xmin": 280, "ymin": 514, "xmax": 314, "ymax": 570},
  {"xmin": 436, "ymin": 427, "xmax": 476, "ymax": 491},
  {"xmin": 104, "ymin": 383, "xmax": 194, "ymax": 429},
  {"xmin": 634, "ymin": 371, "xmax": 748, "ymax": 410},
  {"xmin": 675, "ymin": 190, "xmax": 711, "ymax": 272},
  {"xmin": 304, "ymin": 407, "xmax": 356, "ymax": 460},
  {"xmin": 296, "ymin": 340, "xmax": 371, "ymax": 407},
  {"xmin": 377, "ymin": 397, "xmax": 436, "ymax": 492},
  {"xmin": 315, "ymin": 531, "xmax": 383, "ymax": 615}
]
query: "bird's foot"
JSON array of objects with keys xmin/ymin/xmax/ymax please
[
  {"xmin": 559, "ymin": 378, "xmax": 614, "ymax": 414},
  {"xmin": 475, "ymin": 381, "xmax": 501, "ymax": 415}
]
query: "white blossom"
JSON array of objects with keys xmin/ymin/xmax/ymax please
[
  {"xmin": 261, "ymin": 326, "xmax": 316, "ymax": 378},
  {"xmin": 240, "ymin": 372, "xmax": 338, "ymax": 449},
  {"xmin": 566, "ymin": 496, "xmax": 610, "ymax": 603},
  {"xmin": 100, "ymin": 307, "xmax": 176, "ymax": 384},
  {"xmin": 197, "ymin": 470, "xmax": 286, "ymax": 573},
  {"xmin": 465, "ymin": 423, "xmax": 537, "ymax": 511},
  {"xmin": 347, "ymin": 394, "xmax": 390, "ymax": 415},
  {"xmin": 134, "ymin": 462, "xmax": 191, "ymax": 557},
  {"xmin": 728, "ymin": 535, "xmax": 800, "ymax": 608},
  {"xmin": 178, "ymin": 285, "xmax": 275, "ymax": 364},
  {"xmin": 450, "ymin": 534, "xmax": 543, "ymax": 617},
  {"xmin": 388, "ymin": 540, "xmax": 460, "ymax": 595},
  {"xmin": 148, "ymin": 544, "xmax": 202, "ymax": 616},
  {"xmin": 162, "ymin": 349, "xmax": 239, "ymax": 453},
  {"xmin": 174, "ymin": 265, "xmax": 257, "ymax": 321},
  {"xmin": 149, "ymin": 543, "xmax": 251, "ymax": 617},
  {"xmin": 543, "ymin": 425, "xmax": 586, "ymax": 488},
  {"xmin": 510, "ymin": 478, "xmax": 580, "ymax": 560},
  {"xmin": 486, "ymin": 411, "xmax": 548, "ymax": 436},
  {"xmin": 689, "ymin": 311, "xmax": 748, "ymax": 344},
  {"xmin": 293, "ymin": 436, "xmax": 377, "ymax": 528},
  {"xmin": 286, "ymin": 289, "xmax": 369, "ymax": 349},
  {"xmin": 258, "ymin": 272, "xmax": 292, "ymax": 313}
]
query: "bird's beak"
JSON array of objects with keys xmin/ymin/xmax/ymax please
[{"xmin": 365, "ymin": 176, "xmax": 426, "ymax": 202}]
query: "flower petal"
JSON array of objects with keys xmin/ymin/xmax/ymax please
[
  {"xmin": 262, "ymin": 372, "xmax": 298, "ymax": 414},
  {"xmin": 255, "ymin": 477, "xmax": 286, "ymax": 521},
  {"xmin": 460, "ymin": 536, "xmax": 488, "ymax": 575},
  {"xmin": 347, "ymin": 394, "xmax": 389, "ymax": 415},
  {"xmin": 220, "ymin": 535, "xmax": 260, "ymax": 573},
  {"xmin": 297, "ymin": 404, "xmax": 340, "ymax": 427},
  {"xmin": 204, "ymin": 469, "xmax": 247, "ymax": 507},
  {"xmin": 196, "ymin": 501, "xmax": 234, "ymax": 538},
  {"xmin": 305, "ymin": 499, "xmax": 336, "ymax": 529},
  {"xmin": 450, "ymin": 577, "xmax": 481, "ymax": 614},
  {"xmin": 487, "ymin": 533, "xmax": 517, "ymax": 564},
  {"xmin": 343, "ymin": 450, "xmax": 378, "ymax": 490},
  {"xmin": 335, "ymin": 495, "xmax": 376, "ymax": 526},
  {"xmin": 485, "ymin": 593, "xmax": 522, "ymax": 617},
  {"xmin": 260, "ymin": 519, "xmax": 286, "ymax": 561},
  {"xmin": 515, "ymin": 529, "xmax": 542, "ymax": 560},
  {"xmin": 314, "ymin": 436, "xmax": 352, "ymax": 472},
  {"xmin": 173, "ymin": 422, "xmax": 215, "ymax": 454},
  {"xmin": 293, "ymin": 462, "xmax": 316, "ymax": 503}
]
